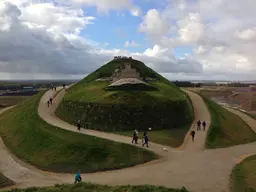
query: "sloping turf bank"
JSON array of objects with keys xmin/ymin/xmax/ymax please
[
  {"xmin": 231, "ymin": 155, "xmax": 256, "ymax": 192},
  {"xmin": 4, "ymin": 183, "xmax": 189, "ymax": 192},
  {"xmin": 202, "ymin": 97, "xmax": 256, "ymax": 148},
  {"xmin": 56, "ymin": 59, "xmax": 194, "ymax": 132},
  {"xmin": 0, "ymin": 92, "xmax": 157, "ymax": 173},
  {"xmin": 0, "ymin": 173, "xmax": 14, "ymax": 188}
]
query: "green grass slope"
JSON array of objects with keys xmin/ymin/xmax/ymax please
[
  {"xmin": 202, "ymin": 97, "xmax": 256, "ymax": 148},
  {"xmin": 231, "ymin": 155, "xmax": 256, "ymax": 192},
  {"xmin": 56, "ymin": 59, "xmax": 194, "ymax": 132},
  {"xmin": 0, "ymin": 173, "xmax": 14, "ymax": 188},
  {"xmin": 0, "ymin": 92, "xmax": 157, "ymax": 173},
  {"xmin": 4, "ymin": 183, "xmax": 189, "ymax": 192}
]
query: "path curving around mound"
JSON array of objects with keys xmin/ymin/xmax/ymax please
[{"xmin": 0, "ymin": 88, "xmax": 256, "ymax": 192}]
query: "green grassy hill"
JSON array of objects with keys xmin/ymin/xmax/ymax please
[
  {"xmin": 0, "ymin": 173, "xmax": 14, "ymax": 188},
  {"xmin": 0, "ymin": 92, "xmax": 157, "ymax": 173},
  {"xmin": 231, "ymin": 155, "xmax": 256, "ymax": 192},
  {"xmin": 202, "ymin": 97, "xmax": 256, "ymax": 148},
  {"xmin": 56, "ymin": 58, "xmax": 194, "ymax": 132}
]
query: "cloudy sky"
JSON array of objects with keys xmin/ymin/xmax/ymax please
[{"xmin": 0, "ymin": 0, "xmax": 255, "ymax": 80}]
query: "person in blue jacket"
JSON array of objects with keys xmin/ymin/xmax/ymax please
[{"xmin": 74, "ymin": 171, "xmax": 82, "ymax": 184}]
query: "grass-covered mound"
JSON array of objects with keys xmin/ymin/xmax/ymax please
[
  {"xmin": 0, "ymin": 173, "xmax": 14, "ymax": 188},
  {"xmin": 202, "ymin": 97, "xmax": 256, "ymax": 148},
  {"xmin": 4, "ymin": 183, "xmax": 189, "ymax": 192},
  {"xmin": 0, "ymin": 92, "xmax": 157, "ymax": 173},
  {"xmin": 56, "ymin": 58, "xmax": 194, "ymax": 132},
  {"xmin": 231, "ymin": 155, "xmax": 256, "ymax": 192}
]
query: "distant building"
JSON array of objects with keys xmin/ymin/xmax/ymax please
[{"xmin": 249, "ymin": 85, "xmax": 256, "ymax": 92}]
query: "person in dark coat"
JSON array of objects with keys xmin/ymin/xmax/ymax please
[
  {"xmin": 49, "ymin": 97, "xmax": 53, "ymax": 105},
  {"xmin": 190, "ymin": 130, "xmax": 196, "ymax": 142},
  {"xmin": 202, "ymin": 121, "xmax": 206, "ymax": 131},
  {"xmin": 142, "ymin": 132, "xmax": 149, "ymax": 148},
  {"xmin": 77, "ymin": 120, "xmax": 81, "ymax": 131},
  {"xmin": 197, "ymin": 120, "xmax": 201, "ymax": 131},
  {"xmin": 47, "ymin": 100, "xmax": 50, "ymax": 108},
  {"xmin": 132, "ymin": 130, "xmax": 138, "ymax": 144}
]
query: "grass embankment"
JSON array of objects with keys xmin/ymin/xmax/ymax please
[
  {"xmin": 231, "ymin": 155, "xmax": 256, "ymax": 192},
  {"xmin": 0, "ymin": 92, "xmax": 157, "ymax": 173},
  {"xmin": 0, "ymin": 96, "xmax": 28, "ymax": 108},
  {"xmin": 4, "ymin": 183, "xmax": 189, "ymax": 192},
  {"xmin": 202, "ymin": 97, "xmax": 256, "ymax": 148},
  {"xmin": 0, "ymin": 173, "xmax": 14, "ymax": 188}
]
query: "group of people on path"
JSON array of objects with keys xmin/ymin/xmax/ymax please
[
  {"xmin": 47, "ymin": 97, "xmax": 53, "ymax": 108},
  {"xmin": 132, "ymin": 130, "xmax": 149, "ymax": 148},
  {"xmin": 190, "ymin": 120, "xmax": 207, "ymax": 142}
]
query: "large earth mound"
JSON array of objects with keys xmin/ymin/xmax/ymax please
[{"xmin": 56, "ymin": 57, "xmax": 194, "ymax": 131}]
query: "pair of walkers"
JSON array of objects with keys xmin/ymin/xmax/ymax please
[
  {"xmin": 131, "ymin": 130, "xmax": 149, "ymax": 147},
  {"xmin": 196, "ymin": 120, "xmax": 206, "ymax": 131},
  {"xmin": 47, "ymin": 97, "xmax": 53, "ymax": 108}
]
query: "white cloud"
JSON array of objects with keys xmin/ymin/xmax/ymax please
[
  {"xmin": 235, "ymin": 28, "xmax": 256, "ymax": 41},
  {"xmin": 0, "ymin": 1, "xmax": 201, "ymax": 80},
  {"xmin": 138, "ymin": 9, "xmax": 169, "ymax": 42},
  {"xmin": 177, "ymin": 13, "xmax": 204, "ymax": 44},
  {"xmin": 124, "ymin": 40, "xmax": 139, "ymax": 47},
  {"xmin": 65, "ymin": 0, "xmax": 140, "ymax": 16}
]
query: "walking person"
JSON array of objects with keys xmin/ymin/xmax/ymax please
[
  {"xmin": 77, "ymin": 120, "xmax": 81, "ymax": 131},
  {"xmin": 197, "ymin": 120, "xmax": 201, "ymax": 131},
  {"xmin": 51, "ymin": 85, "xmax": 54, "ymax": 91},
  {"xmin": 142, "ymin": 132, "xmax": 149, "ymax": 148},
  {"xmin": 49, "ymin": 97, "xmax": 53, "ymax": 105},
  {"xmin": 202, "ymin": 121, "xmax": 206, "ymax": 131},
  {"xmin": 132, "ymin": 130, "xmax": 138, "ymax": 144},
  {"xmin": 74, "ymin": 171, "xmax": 82, "ymax": 184},
  {"xmin": 54, "ymin": 86, "xmax": 57, "ymax": 91},
  {"xmin": 190, "ymin": 130, "xmax": 196, "ymax": 142},
  {"xmin": 47, "ymin": 100, "xmax": 50, "ymax": 108}
]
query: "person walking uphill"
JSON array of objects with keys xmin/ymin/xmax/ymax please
[
  {"xmin": 197, "ymin": 120, "xmax": 201, "ymax": 131},
  {"xmin": 202, "ymin": 121, "xmax": 206, "ymax": 131},
  {"xmin": 77, "ymin": 120, "xmax": 81, "ymax": 131},
  {"xmin": 142, "ymin": 132, "xmax": 149, "ymax": 148},
  {"xmin": 132, "ymin": 130, "xmax": 138, "ymax": 144},
  {"xmin": 74, "ymin": 171, "xmax": 82, "ymax": 184},
  {"xmin": 190, "ymin": 130, "xmax": 196, "ymax": 142},
  {"xmin": 49, "ymin": 97, "xmax": 53, "ymax": 105}
]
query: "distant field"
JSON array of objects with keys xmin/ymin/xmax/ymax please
[
  {"xmin": 116, "ymin": 126, "xmax": 189, "ymax": 147},
  {"xmin": 202, "ymin": 97, "xmax": 256, "ymax": 148},
  {"xmin": 3, "ymin": 183, "xmax": 189, "ymax": 192},
  {"xmin": 0, "ymin": 96, "xmax": 28, "ymax": 108},
  {"xmin": 231, "ymin": 155, "xmax": 256, "ymax": 192},
  {"xmin": 0, "ymin": 173, "xmax": 14, "ymax": 188}
]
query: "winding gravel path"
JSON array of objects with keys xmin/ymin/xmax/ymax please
[{"xmin": 0, "ymin": 88, "xmax": 256, "ymax": 192}]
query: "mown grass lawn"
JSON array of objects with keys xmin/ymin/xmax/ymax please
[
  {"xmin": 0, "ymin": 92, "xmax": 157, "ymax": 173},
  {"xmin": 0, "ymin": 173, "xmax": 14, "ymax": 188},
  {"xmin": 231, "ymin": 155, "xmax": 256, "ymax": 192},
  {"xmin": 116, "ymin": 126, "xmax": 189, "ymax": 147},
  {"xmin": 3, "ymin": 183, "xmax": 189, "ymax": 192},
  {"xmin": 202, "ymin": 97, "xmax": 256, "ymax": 148}
]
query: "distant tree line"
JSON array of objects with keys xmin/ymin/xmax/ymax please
[{"xmin": 172, "ymin": 81, "xmax": 202, "ymax": 87}]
